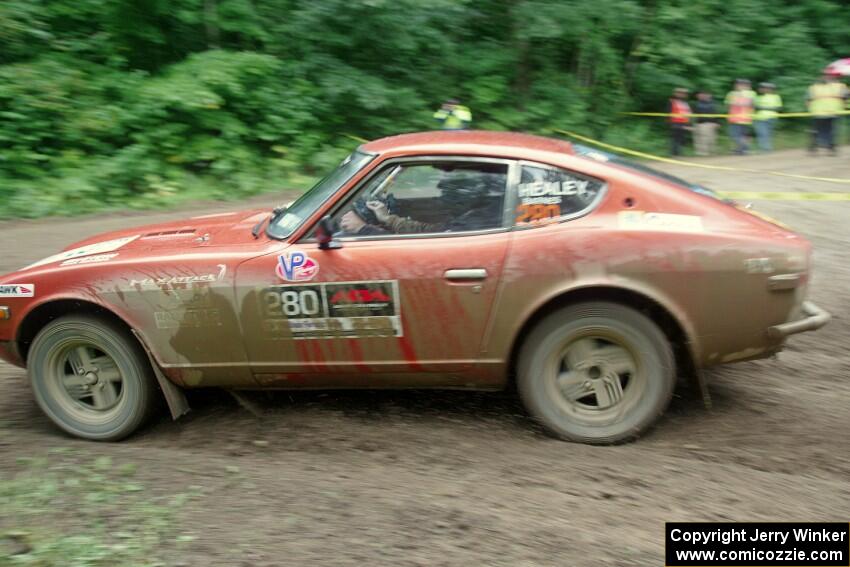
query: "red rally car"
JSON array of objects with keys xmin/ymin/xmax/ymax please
[{"xmin": 0, "ymin": 131, "xmax": 830, "ymax": 443}]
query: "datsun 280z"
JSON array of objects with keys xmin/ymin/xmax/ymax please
[{"xmin": 0, "ymin": 131, "xmax": 830, "ymax": 443}]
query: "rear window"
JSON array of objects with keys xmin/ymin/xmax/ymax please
[{"xmin": 515, "ymin": 164, "xmax": 606, "ymax": 226}]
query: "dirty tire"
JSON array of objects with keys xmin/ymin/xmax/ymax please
[
  {"xmin": 518, "ymin": 302, "xmax": 675, "ymax": 444},
  {"xmin": 28, "ymin": 315, "xmax": 157, "ymax": 441}
]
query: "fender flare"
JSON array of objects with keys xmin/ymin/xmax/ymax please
[
  {"xmin": 505, "ymin": 278, "xmax": 707, "ymax": 404},
  {"xmin": 16, "ymin": 295, "xmax": 190, "ymax": 419}
]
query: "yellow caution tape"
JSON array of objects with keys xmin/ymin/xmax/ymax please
[
  {"xmin": 554, "ymin": 128, "xmax": 850, "ymax": 185},
  {"xmin": 623, "ymin": 110, "xmax": 850, "ymax": 119},
  {"xmin": 719, "ymin": 191, "xmax": 850, "ymax": 201},
  {"xmin": 343, "ymin": 133, "xmax": 369, "ymax": 143}
]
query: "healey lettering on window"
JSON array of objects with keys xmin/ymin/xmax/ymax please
[{"xmin": 518, "ymin": 179, "xmax": 591, "ymax": 199}]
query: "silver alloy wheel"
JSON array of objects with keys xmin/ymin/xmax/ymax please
[
  {"xmin": 30, "ymin": 315, "xmax": 159, "ymax": 441},
  {"xmin": 545, "ymin": 334, "xmax": 644, "ymax": 425},
  {"xmin": 518, "ymin": 302, "xmax": 675, "ymax": 443},
  {"xmin": 46, "ymin": 340, "xmax": 126, "ymax": 424}
]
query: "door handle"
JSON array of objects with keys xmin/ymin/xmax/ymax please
[{"xmin": 444, "ymin": 268, "xmax": 488, "ymax": 280}]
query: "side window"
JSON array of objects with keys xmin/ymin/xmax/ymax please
[
  {"xmin": 332, "ymin": 162, "xmax": 508, "ymax": 237},
  {"xmin": 515, "ymin": 165, "xmax": 604, "ymax": 226}
]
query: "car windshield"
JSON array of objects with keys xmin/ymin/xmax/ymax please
[
  {"xmin": 572, "ymin": 143, "xmax": 724, "ymax": 201},
  {"xmin": 267, "ymin": 150, "xmax": 375, "ymax": 239}
]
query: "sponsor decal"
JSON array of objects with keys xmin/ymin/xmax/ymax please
[
  {"xmin": 518, "ymin": 179, "xmax": 590, "ymax": 199},
  {"xmin": 25, "ymin": 235, "xmax": 139, "ymax": 269},
  {"xmin": 617, "ymin": 211, "xmax": 704, "ymax": 233},
  {"xmin": 0, "ymin": 284, "xmax": 34, "ymax": 297},
  {"xmin": 261, "ymin": 280, "xmax": 402, "ymax": 339},
  {"xmin": 60, "ymin": 253, "xmax": 118, "ymax": 266},
  {"xmin": 128, "ymin": 264, "xmax": 226, "ymax": 291},
  {"xmin": 155, "ymin": 308, "xmax": 222, "ymax": 329},
  {"xmin": 745, "ymin": 257, "xmax": 775, "ymax": 274},
  {"xmin": 329, "ymin": 288, "xmax": 392, "ymax": 304},
  {"xmin": 327, "ymin": 284, "xmax": 395, "ymax": 317},
  {"xmin": 276, "ymin": 251, "xmax": 319, "ymax": 282},
  {"xmin": 515, "ymin": 176, "xmax": 596, "ymax": 224},
  {"xmin": 515, "ymin": 203, "xmax": 562, "ymax": 224}
]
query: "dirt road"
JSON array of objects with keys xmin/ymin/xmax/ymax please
[{"xmin": 1, "ymin": 148, "xmax": 848, "ymax": 566}]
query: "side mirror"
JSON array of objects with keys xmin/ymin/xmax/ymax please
[{"xmin": 316, "ymin": 216, "xmax": 342, "ymax": 250}]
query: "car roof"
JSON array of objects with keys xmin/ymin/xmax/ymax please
[{"xmin": 360, "ymin": 130, "xmax": 576, "ymax": 157}]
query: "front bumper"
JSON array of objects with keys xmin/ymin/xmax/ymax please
[{"xmin": 767, "ymin": 301, "xmax": 831, "ymax": 339}]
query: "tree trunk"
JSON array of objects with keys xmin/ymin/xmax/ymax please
[{"xmin": 204, "ymin": 0, "xmax": 220, "ymax": 48}]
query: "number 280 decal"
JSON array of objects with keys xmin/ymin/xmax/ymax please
[
  {"xmin": 261, "ymin": 281, "xmax": 402, "ymax": 339},
  {"xmin": 266, "ymin": 287, "xmax": 323, "ymax": 317},
  {"xmin": 515, "ymin": 203, "xmax": 562, "ymax": 224}
]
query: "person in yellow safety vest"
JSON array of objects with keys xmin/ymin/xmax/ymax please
[
  {"xmin": 668, "ymin": 87, "xmax": 692, "ymax": 156},
  {"xmin": 806, "ymin": 71, "xmax": 850, "ymax": 155},
  {"xmin": 754, "ymin": 82, "xmax": 782, "ymax": 152},
  {"xmin": 433, "ymin": 99, "xmax": 472, "ymax": 130},
  {"xmin": 724, "ymin": 79, "xmax": 756, "ymax": 155}
]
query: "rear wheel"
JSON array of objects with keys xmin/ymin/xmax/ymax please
[
  {"xmin": 28, "ymin": 316, "xmax": 157, "ymax": 441},
  {"xmin": 518, "ymin": 302, "xmax": 675, "ymax": 444}
]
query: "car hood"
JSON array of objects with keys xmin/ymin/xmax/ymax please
[{"xmin": 20, "ymin": 208, "xmax": 269, "ymax": 271}]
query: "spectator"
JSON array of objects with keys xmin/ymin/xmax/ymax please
[
  {"xmin": 433, "ymin": 99, "xmax": 472, "ymax": 130},
  {"xmin": 754, "ymin": 82, "xmax": 782, "ymax": 152},
  {"xmin": 807, "ymin": 71, "xmax": 850, "ymax": 155},
  {"xmin": 668, "ymin": 87, "xmax": 692, "ymax": 156},
  {"xmin": 693, "ymin": 90, "xmax": 720, "ymax": 156},
  {"xmin": 724, "ymin": 79, "xmax": 756, "ymax": 155}
]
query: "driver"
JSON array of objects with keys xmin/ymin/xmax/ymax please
[{"xmin": 338, "ymin": 174, "xmax": 503, "ymax": 235}]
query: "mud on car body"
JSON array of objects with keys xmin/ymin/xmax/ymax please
[{"xmin": 0, "ymin": 131, "xmax": 830, "ymax": 443}]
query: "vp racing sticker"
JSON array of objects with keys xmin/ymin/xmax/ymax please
[
  {"xmin": 0, "ymin": 284, "xmax": 34, "ymax": 297},
  {"xmin": 25, "ymin": 236, "xmax": 139, "ymax": 269},
  {"xmin": 261, "ymin": 280, "xmax": 401, "ymax": 339},
  {"xmin": 276, "ymin": 251, "xmax": 319, "ymax": 282}
]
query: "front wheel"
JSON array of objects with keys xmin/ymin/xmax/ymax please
[
  {"xmin": 518, "ymin": 302, "xmax": 675, "ymax": 444},
  {"xmin": 28, "ymin": 315, "xmax": 157, "ymax": 441}
]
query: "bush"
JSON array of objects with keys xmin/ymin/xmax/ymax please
[{"xmin": 0, "ymin": 51, "xmax": 319, "ymax": 218}]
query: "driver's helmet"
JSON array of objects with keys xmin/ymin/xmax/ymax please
[{"xmin": 436, "ymin": 171, "xmax": 495, "ymax": 209}]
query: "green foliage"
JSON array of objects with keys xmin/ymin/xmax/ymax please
[
  {"xmin": 0, "ymin": 454, "xmax": 199, "ymax": 565},
  {"xmin": 0, "ymin": 0, "xmax": 845, "ymax": 218}
]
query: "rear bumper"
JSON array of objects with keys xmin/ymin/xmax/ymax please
[{"xmin": 767, "ymin": 301, "xmax": 831, "ymax": 339}]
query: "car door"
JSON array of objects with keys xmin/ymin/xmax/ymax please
[{"xmin": 236, "ymin": 157, "xmax": 516, "ymax": 388}]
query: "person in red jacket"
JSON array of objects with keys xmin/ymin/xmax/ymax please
[{"xmin": 668, "ymin": 87, "xmax": 692, "ymax": 156}]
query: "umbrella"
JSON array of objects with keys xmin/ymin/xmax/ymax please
[{"xmin": 824, "ymin": 58, "xmax": 850, "ymax": 76}]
